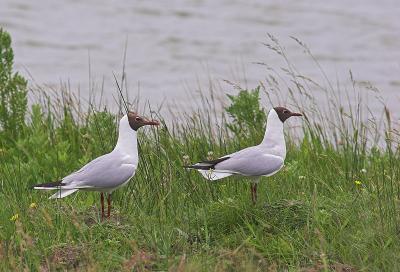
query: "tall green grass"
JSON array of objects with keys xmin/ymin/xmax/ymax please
[{"xmin": 1, "ymin": 30, "xmax": 399, "ymax": 271}]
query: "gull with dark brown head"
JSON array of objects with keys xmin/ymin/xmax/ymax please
[
  {"xmin": 33, "ymin": 111, "xmax": 159, "ymax": 219},
  {"xmin": 184, "ymin": 107, "xmax": 302, "ymax": 204}
]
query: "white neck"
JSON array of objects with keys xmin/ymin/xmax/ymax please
[
  {"xmin": 260, "ymin": 109, "xmax": 286, "ymax": 159},
  {"xmin": 113, "ymin": 115, "xmax": 138, "ymax": 163}
]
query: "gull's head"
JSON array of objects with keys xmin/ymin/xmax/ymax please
[
  {"xmin": 124, "ymin": 111, "xmax": 159, "ymax": 131},
  {"xmin": 273, "ymin": 107, "xmax": 302, "ymax": 123}
]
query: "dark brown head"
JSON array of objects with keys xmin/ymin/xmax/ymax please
[
  {"xmin": 273, "ymin": 107, "xmax": 302, "ymax": 122},
  {"xmin": 127, "ymin": 111, "xmax": 159, "ymax": 131}
]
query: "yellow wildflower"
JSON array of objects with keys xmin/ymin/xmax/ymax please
[
  {"xmin": 354, "ymin": 180, "xmax": 362, "ymax": 186},
  {"xmin": 10, "ymin": 213, "xmax": 19, "ymax": 221},
  {"xmin": 29, "ymin": 202, "xmax": 37, "ymax": 209}
]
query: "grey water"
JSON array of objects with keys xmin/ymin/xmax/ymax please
[{"xmin": 1, "ymin": 0, "xmax": 399, "ymax": 118}]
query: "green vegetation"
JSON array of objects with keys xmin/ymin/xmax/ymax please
[
  {"xmin": 1, "ymin": 29, "xmax": 400, "ymax": 271},
  {"xmin": 0, "ymin": 28, "xmax": 27, "ymax": 137}
]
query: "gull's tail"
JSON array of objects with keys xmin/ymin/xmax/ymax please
[
  {"xmin": 32, "ymin": 180, "xmax": 78, "ymax": 199},
  {"xmin": 32, "ymin": 180, "xmax": 65, "ymax": 190},
  {"xmin": 184, "ymin": 157, "xmax": 233, "ymax": 181},
  {"xmin": 49, "ymin": 189, "xmax": 78, "ymax": 199}
]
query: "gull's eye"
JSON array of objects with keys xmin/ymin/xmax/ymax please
[
  {"xmin": 283, "ymin": 110, "xmax": 289, "ymax": 114},
  {"xmin": 135, "ymin": 116, "xmax": 141, "ymax": 121}
]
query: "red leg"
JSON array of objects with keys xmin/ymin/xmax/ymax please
[
  {"xmin": 250, "ymin": 184, "xmax": 254, "ymax": 204},
  {"xmin": 107, "ymin": 194, "xmax": 111, "ymax": 218},
  {"xmin": 101, "ymin": 192, "xmax": 105, "ymax": 220},
  {"xmin": 254, "ymin": 183, "xmax": 257, "ymax": 203},
  {"xmin": 251, "ymin": 183, "xmax": 257, "ymax": 205}
]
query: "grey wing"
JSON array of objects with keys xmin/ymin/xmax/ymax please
[
  {"xmin": 215, "ymin": 147, "xmax": 284, "ymax": 176},
  {"xmin": 62, "ymin": 153, "xmax": 136, "ymax": 189}
]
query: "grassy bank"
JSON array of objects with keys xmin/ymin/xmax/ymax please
[{"xmin": 1, "ymin": 30, "xmax": 400, "ymax": 271}]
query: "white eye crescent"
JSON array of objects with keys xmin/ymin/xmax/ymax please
[
  {"xmin": 135, "ymin": 116, "xmax": 141, "ymax": 121},
  {"xmin": 283, "ymin": 110, "xmax": 289, "ymax": 114}
]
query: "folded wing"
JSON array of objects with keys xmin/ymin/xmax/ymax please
[
  {"xmin": 215, "ymin": 150, "xmax": 284, "ymax": 177},
  {"xmin": 185, "ymin": 146, "xmax": 284, "ymax": 180},
  {"xmin": 62, "ymin": 153, "xmax": 136, "ymax": 189},
  {"xmin": 33, "ymin": 152, "xmax": 136, "ymax": 198}
]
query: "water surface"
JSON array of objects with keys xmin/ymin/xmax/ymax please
[{"xmin": 1, "ymin": 0, "xmax": 399, "ymax": 114}]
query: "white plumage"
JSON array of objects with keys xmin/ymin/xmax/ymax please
[
  {"xmin": 33, "ymin": 112, "xmax": 159, "ymax": 219},
  {"xmin": 186, "ymin": 107, "xmax": 302, "ymax": 203}
]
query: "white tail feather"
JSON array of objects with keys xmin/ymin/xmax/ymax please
[
  {"xmin": 49, "ymin": 189, "xmax": 78, "ymax": 199},
  {"xmin": 198, "ymin": 169, "xmax": 233, "ymax": 181},
  {"xmin": 33, "ymin": 187, "xmax": 60, "ymax": 190}
]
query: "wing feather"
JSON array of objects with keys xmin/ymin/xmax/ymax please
[
  {"xmin": 62, "ymin": 152, "xmax": 136, "ymax": 189},
  {"xmin": 214, "ymin": 146, "xmax": 284, "ymax": 176}
]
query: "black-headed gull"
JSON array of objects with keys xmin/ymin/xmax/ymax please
[
  {"xmin": 185, "ymin": 107, "xmax": 302, "ymax": 204},
  {"xmin": 33, "ymin": 112, "xmax": 159, "ymax": 219}
]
